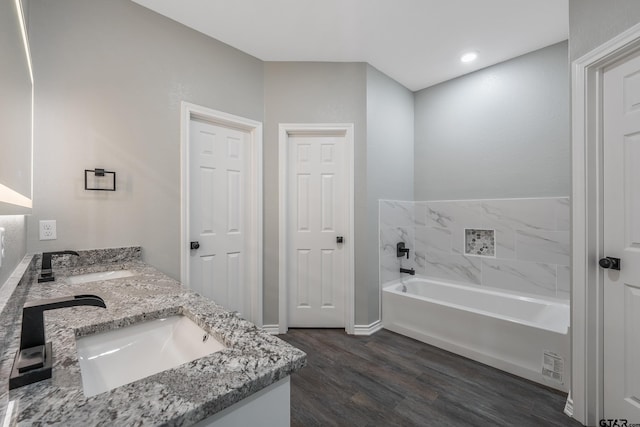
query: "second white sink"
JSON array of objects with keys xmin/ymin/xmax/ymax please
[
  {"xmin": 67, "ymin": 270, "xmax": 136, "ymax": 284},
  {"xmin": 76, "ymin": 315, "xmax": 226, "ymax": 397}
]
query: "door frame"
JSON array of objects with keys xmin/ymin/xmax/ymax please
[
  {"xmin": 571, "ymin": 22, "xmax": 640, "ymax": 426},
  {"xmin": 278, "ymin": 123, "xmax": 355, "ymax": 335},
  {"xmin": 180, "ymin": 101, "xmax": 263, "ymax": 326}
]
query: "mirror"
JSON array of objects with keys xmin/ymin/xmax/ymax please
[{"xmin": 0, "ymin": 0, "xmax": 33, "ymax": 214}]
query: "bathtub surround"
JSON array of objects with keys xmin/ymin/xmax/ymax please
[{"xmin": 380, "ymin": 197, "xmax": 570, "ymax": 300}]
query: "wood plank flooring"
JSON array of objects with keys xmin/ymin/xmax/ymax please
[{"xmin": 280, "ymin": 328, "xmax": 583, "ymax": 427}]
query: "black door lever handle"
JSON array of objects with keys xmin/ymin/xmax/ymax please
[{"xmin": 599, "ymin": 257, "xmax": 620, "ymax": 270}]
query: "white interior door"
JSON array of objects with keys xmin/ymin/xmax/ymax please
[
  {"xmin": 286, "ymin": 133, "xmax": 348, "ymax": 327},
  {"xmin": 603, "ymin": 51, "xmax": 640, "ymax": 422},
  {"xmin": 189, "ymin": 118, "xmax": 250, "ymax": 317}
]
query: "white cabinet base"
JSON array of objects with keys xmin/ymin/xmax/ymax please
[{"xmin": 192, "ymin": 377, "xmax": 290, "ymax": 427}]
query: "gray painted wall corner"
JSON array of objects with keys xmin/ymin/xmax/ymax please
[
  {"xmin": 365, "ymin": 65, "xmax": 414, "ymax": 324},
  {"xmin": 569, "ymin": 0, "xmax": 640, "ymax": 61}
]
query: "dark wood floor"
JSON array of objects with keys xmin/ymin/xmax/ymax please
[{"xmin": 280, "ymin": 328, "xmax": 583, "ymax": 427}]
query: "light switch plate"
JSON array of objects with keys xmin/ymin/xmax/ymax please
[
  {"xmin": 39, "ymin": 220, "xmax": 57, "ymax": 241},
  {"xmin": 0, "ymin": 227, "xmax": 5, "ymax": 268}
]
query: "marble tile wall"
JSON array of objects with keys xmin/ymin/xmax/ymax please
[{"xmin": 380, "ymin": 197, "xmax": 570, "ymax": 300}]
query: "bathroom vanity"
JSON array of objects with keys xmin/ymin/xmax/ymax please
[{"xmin": 0, "ymin": 248, "xmax": 305, "ymax": 426}]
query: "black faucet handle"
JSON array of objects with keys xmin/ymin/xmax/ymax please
[{"xmin": 397, "ymin": 242, "xmax": 410, "ymax": 259}]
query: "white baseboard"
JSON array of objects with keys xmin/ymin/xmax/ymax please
[
  {"xmin": 261, "ymin": 324, "xmax": 280, "ymax": 335},
  {"xmin": 264, "ymin": 323, "xmax": 381, "ymax": 336},
  {"xmin": 563, "ymin": 392, "xmax": 573, "ymax": 418},
  {"xmin": 353, "ymin": 320, "xmax": 383, "ymax": 336}
]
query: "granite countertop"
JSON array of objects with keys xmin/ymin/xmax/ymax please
[{"xmin": 0, "ymin": 248, "xmax": 306, "ymax": 426}]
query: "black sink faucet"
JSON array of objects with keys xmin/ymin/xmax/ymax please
[
  {"xmin": 9, "ymin": 294, "xmax": 107, "ymax": 389},
  {"xmin": 38, "ymin": 250, "xmax": 80, "ymax": 283}
]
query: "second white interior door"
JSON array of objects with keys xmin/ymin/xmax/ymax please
[
  {"xmin": 287, "ymin": 133, "xmax": 347, "ymax": 327},
  {"xmin": 189, "ymin": 118, "xmax": 250, "ymax": 318}
]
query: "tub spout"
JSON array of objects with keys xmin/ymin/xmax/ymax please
[{"xmin": 400, "ymin": 267, "xmax": 415, "ymax": 275}]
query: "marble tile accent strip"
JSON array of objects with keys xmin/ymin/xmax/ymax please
[
  {"xmin": 379, "ymin": 200, "xmax": 414, "ymax": 227},
  {"xmin": 380, "ymin": 254, "xmax": 401, "ymax": 284},
  {"xmin": 515, "ymin": 230, "xmax": 570, "ymax": 266},
  {"xmin": 557, "ymin": 265, "xmax": 571, "ymax": 300},
  {"xmin": 424, "ymin": 250, "xmax": 482, "ymax": 285},
  {"xmin": 554, "ymin": 198, "xmax": 571, "ymax": 231},
  {"xmin": 415, "ymin": 227, "xmax": 452, "ymax": 256},
  {"xmin": 380, "ymin": 226, "xmax": 414, "ymax": 258},
  {"xmin": 414, "ymin": 202, "xmax": 427, "ymax": 226},
  {"xmin": 413, "ymin": 250, "xmax": 427, "ymax": 276},
  {"xmin": 481, "ymin": 258, "xmax": 557, "ymax": 298},
  {"xmin": 479, "ymin": 198, "xmax": 559, "ymax": 232}
]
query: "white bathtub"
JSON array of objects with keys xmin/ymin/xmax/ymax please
[{"xmin": 382, "ymin": 278, "xmax": 570, "ymax": 392}]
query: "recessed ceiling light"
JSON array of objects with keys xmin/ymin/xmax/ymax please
[{"xmin": 460, "ymin": 51, "xmax": 478, "ymax": 63}]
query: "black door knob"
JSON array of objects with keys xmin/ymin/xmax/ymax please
[
  {"xmin": 336, "ymin": 236, "xmax": 344, "ymax": 244},
  {"xmin": 599, "ymin": 257, "xmax": 620, "ymax": 270},
  {"xmin": 190, "ymin": 241, "xmax": 200, "ymax": 250}
]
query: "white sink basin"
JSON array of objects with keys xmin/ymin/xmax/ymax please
[
  {"xmin": 67, "ymin": 270, "xmax": 136, "ymax": 284},
  {"xmin": 76, "ymin": 315, "xmax": 226, "ymax": 397}
]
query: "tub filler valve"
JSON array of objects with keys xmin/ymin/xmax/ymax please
[
  {"xmin": 397, "ymin": 242, "xmax": 410, "ymax": 259},
  {"xmin": 400, "ymin": 267, "xmax": 415, "ymax": 275}
]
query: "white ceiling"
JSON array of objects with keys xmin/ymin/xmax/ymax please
[{"xmin": 131, "ymin": 0, "xmax": 568, "ymax": 92}]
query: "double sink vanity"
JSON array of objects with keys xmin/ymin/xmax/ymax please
[{"xmin": 0, "ymin": 247, "xmax": 306, "ymax": 426}]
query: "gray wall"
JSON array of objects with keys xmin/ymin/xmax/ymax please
[
  {"xmin": 27, "ymin": 0, "xmax": 264, "ymax": 279},
  {"xmin": 263, "ymin": 62, "xmax": 368, "ymax": 325},
  {"xmin": 569, "ymin": 0, "xmax": 640, "ymax": 61},
  {"xmin": 0, "ymin": 216, "xmax": 27, "ymax": 288},
  {"xmin": 365, "ymin": 65, "xmax": 414, "ymax": 322},
  {"xmin": 414, "ymin": 41, "xmax": 570, "ymax": 201}
]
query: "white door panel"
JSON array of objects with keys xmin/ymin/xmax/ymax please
[
  {"xmin": 287, "ymin": 135, "xmax": 347, "ymax": 327},
  {"xmin": 603, "ymin": 52, "xmax": 640, "ymax": 422},
  {"xmin": 189, "ymin": 119, "xmax": 249, "ymax": 317}
]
